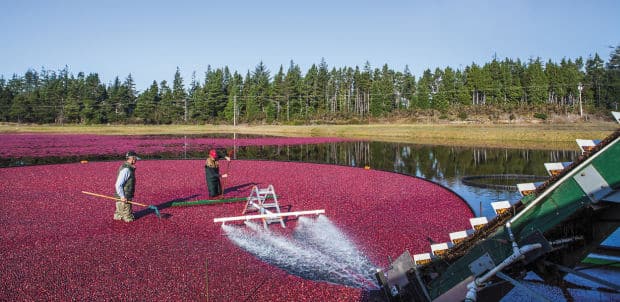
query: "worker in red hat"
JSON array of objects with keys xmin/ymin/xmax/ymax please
[{"xmin": 205, "ymin": 149, "xmax": 231, "ymax": 197}]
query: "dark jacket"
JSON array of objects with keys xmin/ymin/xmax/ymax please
[{"xmin": 117, "ymin": 162, "xmax": 136, "ymax": 199}]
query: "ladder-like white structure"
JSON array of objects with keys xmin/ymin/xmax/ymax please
[
  {"xmin": 214, "ymin": 184, "xmax": 325, "ymax": 228},
  {"xmin": 242, "ymin": 185, "xmax": 286, "ymax": 228}
]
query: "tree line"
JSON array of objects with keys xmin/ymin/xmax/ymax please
[{"xmin": 1, "ymin": 45, "xmax": 619, "ymax": 125}]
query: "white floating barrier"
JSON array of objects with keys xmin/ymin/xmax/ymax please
[
  {"xmin": 413, "ymin": 253, "xmax": 432, "ymax": 266},
  {"xmin": 576, "ymin": 139, "xmax": 601, "ymax": 154},
  {"xmin": 470, "ymin": 217, "xmax": 489, "ymax": 231},
  {"xmin": 491, "ymin": 200, "xmax": 512, "ymax": 215},
  {"xmin": 431, "ymin": 242, "xmax": 453, "ymax": 256},
  {"xmin": 612, "ymin": 111, "xmax": 620, "ymax": 124},
  {"xmin": 517, "ymin": 182, "xmax": 537, "ymax": 196},
  {"xmin": 449, "ymin": 230, "xmax": 474, "ymax": 245},
  {"xmin": 544, "ymin": 162, "xmax": 564, "ymax": 176}
]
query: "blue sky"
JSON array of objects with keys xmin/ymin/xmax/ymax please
[{"xmin": 1, "ymin": 0, "xmax": 619, "ymax": 91}]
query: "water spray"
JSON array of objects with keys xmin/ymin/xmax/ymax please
[{"xmin": 223, "ymin": 215, "xmax": 378, "ymax": 289}]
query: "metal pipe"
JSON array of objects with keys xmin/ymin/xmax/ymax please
[
  {"xmin": 464, "ymin": 243, "xmax": 542, "ymax": 302},
  {"xmin": 505, "ymin": 222, "xmax": 520, "ymax": 255},
  {"xmin": 213, "ymin": 209, "xmax": 325, "ymax": 223},
  {"xmin": 549, "ymin": 235, "xmax": 584, "ymax": 247}
]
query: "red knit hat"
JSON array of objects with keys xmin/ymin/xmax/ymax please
[{"xmin": 209, "ymin": 149, "xmax": 217, "ymax": 158}]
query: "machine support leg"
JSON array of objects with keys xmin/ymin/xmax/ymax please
[
  {"xmin": 542, "ymin": 260, "xmax": 620, "ymax": 292},
  {"xmin": 496, "ymin": 272, "xmax": 552, "ymax": 302}
]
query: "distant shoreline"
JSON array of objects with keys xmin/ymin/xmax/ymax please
[{"xmin": 1, "ymin": 122, "xmax": 618, "ymax": 151}]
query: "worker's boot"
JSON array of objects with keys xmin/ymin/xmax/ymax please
[
  {"xmin": 119, "ymin": 202, "xmax": 134, "ymax": 222},
  {"xmin": 113, "ymin": 202, "xmax": 123, "ymax": 220}
]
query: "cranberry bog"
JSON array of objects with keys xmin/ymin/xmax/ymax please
[
  {"xmin": 0, "ymin": 135, "xmax": 473, "ymax": 301},
  {"xmin": 0, "ymin": 133, "xmax": 353, "ymax": 160}
]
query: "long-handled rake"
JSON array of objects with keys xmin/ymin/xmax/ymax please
[
  {"xmin": 220, "ymin": 159, "xmax": 231, "ymax": 198},
  {"xmin": 81, "ymin": 191, "xmax": 161, "ymax": 219}
]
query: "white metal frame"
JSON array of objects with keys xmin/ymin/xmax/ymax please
[
  {"xmin": 214, "ymin": 184, "xmax": 326, "ymax": 228},
  {"xmin": 214, "ymin": 209, "xmax": 325, "ymax": 224},
  {"xmin": 241, "ymin": 185, "xmax": 285, "ymax": 228}
]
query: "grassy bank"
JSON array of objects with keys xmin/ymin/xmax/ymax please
[{"xmin": 1, "ymin": 122, "xmax": 618, "ymax": 150}]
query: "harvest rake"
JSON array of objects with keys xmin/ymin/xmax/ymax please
[
  {"xmin": 220, "ymin": 159, "xmax": 231, "ymax": 198},
  {"xmin": 81, "ymin": 191, "xmax": 161, "ymax": 219}
]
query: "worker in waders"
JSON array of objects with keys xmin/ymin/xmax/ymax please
[
  {"xmin": 114, "ymin": 151, "xmax": 139, "ymax": 222},
  {"xmin": 205, "ymin": 149, "xmax": 230, "ymax": 197}
]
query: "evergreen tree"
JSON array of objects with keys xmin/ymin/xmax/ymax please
[
  {"xmin": 63, "ymin": 75, "xmax": 82, "ymax": 123},
  {"xmin": 326, "ymin": 67, "xmax": 339, "ymax": 114},
  {"xmin": 506, "ymin": 59, "xmax": 525, "ymax": 105},
  {"xmin": 107, "ymin": 77, "xmax": 123, "ymax": 123},
  {"xmin": 545, "ymin": 60, "xmax": 562, "ymax": 105},
  {"xmin": 172, "ymin": 67, "xmax": 188, "ymax": 123},
  {"xmin": 304, "ymin": 64, "xmax": 319, "ymax": 118},
  {"xmin": 317, "ymin": 58, "xmax": 330, "ymax": 114},
  {"xmin": 415, "ymin": 69, "xmax": 433, "ymax": 109},
  {"xmin": 399, "ymin": 66, "xmax": 416, "ymax": 110},
  {"xmin": 9, "ymin": 92, "xmax": 33, "ymax": 122},
  {"xmin": 353, "ymin": 62, "xmax": 373, "ymax": 118},
  {"xmin": 158, "ymin": 80, "xmax": 174, "ymax": 124},
  {"xmin": 431, "ymin": 68, "xmax": 449, "ymax": 111},
  {"xmin": 439, "ymin": 67, "xmax": 456, "ymax": 108},
  {"xmin": 465, "ymin": 63, "xmax": 484, "ymax": 105},
  {"xmin": 284, "ymin": 61, "xmax": 303, "ymax": 121},
  {"xmin": 559, "ymin": 58, "xmax": 583, "ymax": 110},
  {"xmin": 3, "ymin": 51, "xmax": 620, "ymax": 124},
  {"xmin": 485, "ymin": 59, "xmax": 504, "ymax": 105},
  {"xmin": 223, "ymin": 72, "xmax": 243, "ymax": 123},
  {"xmin": 585, "ymin": 53, "xmax": 605, "ymax": 108},
  {"xmin": 523, "ymin": 58, "xmax": 548, "ymax": 105},
  {"xmin": 370, "ymin": 64, "xmax": 395, "ymax": 116},
  {"xmin": 187, "ymin": 71, "xmax": 201, "ymax": 123},
  {"xmin": 247, "ymin": 62, "xmax": 270, "ymax": 121},
  {"xmin": 82, "ymin": 73, "xmax": 108, "ymax": 123},
  {"xmin": 240, "ymin": 71, "xmax": 252, "ymax": 122},
  {"xmin": 606, "ymin": 45, "xmax": 620, "ymax": 109},
  {"xmin": 455, "ymin": 69, "xmax": 471, "ymax": 105},
  {"xmin": 109, "ymin": 74, "xmax": 137, "ymax": 123},
  {"xmin": 270, "ymin": 65, "xmax": 285, "ymax": 121},
  {"xmin": 339, "ymin": 67, "xmax": 355, "ymax": 116},
  {"xmin": 0, "ymin": 78, "xmax": 14, "ymax": 121},
  {"xmin": 203, "ymin": 67, "xmax": 226, "ymax": 121},
  {"xmin": 33, "ymin": 69, "xmax": 63, "ymax": 124},
  {"xmin": 134, "ymin": 81, "xmax": 160, "ymax": 123},
  {"xmin": 190, "ymin": 66, "xmax": 212, "ymax": 122}
]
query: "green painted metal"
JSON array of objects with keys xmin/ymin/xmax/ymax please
[
  {"xmin": 426, "ymin": 134, "xmax": 620, "ymax": 299},
  {"xmin": 170, "ymin": 195, "xmax": 276, "ymax": 207},
  {"xmin": 582, "ymin": 256, "xmax": 620, "ymax": 268}
]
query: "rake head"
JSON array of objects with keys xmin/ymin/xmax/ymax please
[{"xmin": 148, "ymin": 205, "xmax": 161, "ymax": 219}]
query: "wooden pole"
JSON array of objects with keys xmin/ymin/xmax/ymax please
[{"xmin": 82, "ymin": 191, "xmax": 149, "ymax": 207}]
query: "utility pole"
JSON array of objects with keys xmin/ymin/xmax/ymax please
[
  {"xmin": 578, "ymin": 82, "xmax": 583, "ymax": 118},
  {"xmin": 233, "ymin": 95, "xmax": 237, "ymax": 126},
  {"xmin": 184, "ymin": 98, "xmax": 188, "ymax": 123}
]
